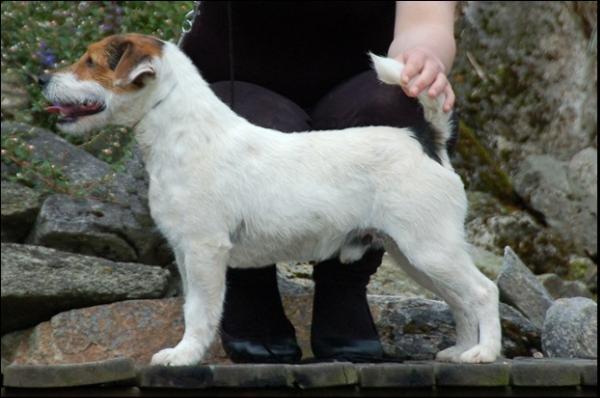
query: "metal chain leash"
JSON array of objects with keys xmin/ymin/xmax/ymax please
[{"xmin": 177, "ymin": 1, "xmax": 201, "ymax": 48}]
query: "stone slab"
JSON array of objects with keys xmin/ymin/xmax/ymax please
[
  {"xmin": 510, "ymin": 358, "xmax": 581, "ymax": 386},
  {"xmin": 3, "ymin": 358, "xmax": 135, "ymax": 388},
  {"xmin": 211, "ymin": 364, "xmax": 293, "ymax": 388},
  {"xmin": 435, "ymin": 360, "xmax": 511, "ymax": 386},
  {"xmin": 138, "ymin": 365, "xmax": 213, "ymax": 389},
  {"xmin": 357, "ymin": 363, "xmax": 434, "ymax": 388},
  {"xmin": 289, "ymin": 362, "xmax": 357, "ymax": 389},
  {"xmin": 579, "ymin": 360, "xmax": 597, "ymax": 386}
]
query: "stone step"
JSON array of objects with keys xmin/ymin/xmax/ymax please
[{"xmin": 3, "ymin": 357, "xmax": 596, "ymax": 389}]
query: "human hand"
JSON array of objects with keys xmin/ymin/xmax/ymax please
[{"xmin": 394, "ymin": 47, "xmax": 455, "ymax": 112}]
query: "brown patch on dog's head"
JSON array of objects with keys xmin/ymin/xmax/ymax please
[{"xmin": 69, "ymin": 33, "xmax": 163, "ymax": 93}]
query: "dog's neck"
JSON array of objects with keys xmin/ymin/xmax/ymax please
[{"xmin": 133, "ymin": 42, "xmax": 245, "ymax": 162}]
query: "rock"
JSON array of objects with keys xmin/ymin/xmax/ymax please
[
  {"xmin": 1, "ymin": 181, "xmax": 42, "ymax": 242},
  {"xmin": 277, "ymin": 262, "xmax": 314, "ymax": 295},
  {"xmin": 1, "ymin": 295, "xmax": 541, "ymax": 367},
  {"xmin": 27, "ymin": 194, "xmax": 171, "ymax": 264},
  {"xmin": 454, "ymin": 2, "xmax": 596, "ymax": 171},
  {"xmin": 542, "ymin": 297, "xmax": 597, "ymax": 359},
  {"xmin": 0, "ymin": 124, "xmax": 172, "ymax": 265},
  {"xmin": 465, "ymin": 191, "xmax": 575, "ymax": 275},
  {"xmin": 496, "ymin": 246, "xmax": 554, "ymax": 328},
  {"xmin": 3, "ymin": 358, "xmax": 136, "ymax": 388},
  {"xmin": 1, "ymin": 122, "xmax": 111, "ymax": 187},
  {"xmin": 568, "ymin": 148, "xmax": 598, "ymax": 216},
  {"xmin": 537, "ymin": 273, "xmax": 593, "ymax": 299},
  {"xmin": 498, "ymin": 303, "xmax": 542, "ymax": 359},
  {"xmin": 1, "ymin": 69, "xmax": 31, "ymax": 121},
  {"xmin": 0, "ymin": 297, "xmax": 229, "ymax": 366},
  {"xmin": 451, "ymin": 1, "xmax": 598, "ymax": 263},
  {"xmin": 0, "ymin": 243, "xmax": 170, "ymax": 334},
  {"xmin": 374, "ymin": 296, "xmax": 540, "ymax": 360},
  {"xmin": 367, "ymin": 253, "xmax": 436, "ymax": 298},
  {"xmin": 514, "ymin": 155, "xmax": 597, "ymax": 256},
  {"xmin": 469, "ymin": 245, "xmax": 503, "ymax": 279}
]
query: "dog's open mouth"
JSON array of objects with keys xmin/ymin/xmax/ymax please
[{"xmin": 45, "ymin": 101, "xmax": 105, "ymax": 123}]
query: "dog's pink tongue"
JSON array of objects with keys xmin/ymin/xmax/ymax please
[
  {"xmin": 45, "ymin": 105, "xmax": 63, "ymax": 114},
  {"xmin": 45, "ymin": 104, "xmax": 78, "ymax": 115}
]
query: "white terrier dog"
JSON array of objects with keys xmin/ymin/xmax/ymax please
[{"xmin": 42, "ymin": 34, "xmax": 501, "ymax": 365}]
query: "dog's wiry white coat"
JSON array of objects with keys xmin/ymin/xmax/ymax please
[{"xmin": 44, "ymin": 40, "xmax": 502, "ymax": 366}]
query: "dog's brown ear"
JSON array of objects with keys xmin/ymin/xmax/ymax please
[{"xmin": 111, "ymin": 40, "xmax": 156, "ymax": 88}]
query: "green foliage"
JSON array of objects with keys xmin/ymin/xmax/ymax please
[{"xmin": 1, "ymin": 131, "xmax": 70, "ymax": 193}]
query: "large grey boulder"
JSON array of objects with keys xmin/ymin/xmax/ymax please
[
  {"xmin": 514, "ymin": 155, "xmax": 597, "ymax": 256},
  {"xmin": 496, "ymin": 246, "xmax": 554, "ymax": 328},
  {"xmin": 454, "ymin": 2, "xmax": 596, "ymax": 169},
  {"xmin": 1, "ymin": 243, "xmax": 170, "ymax": 334},
  {"xmin": 542, "ymin": 297, "xmax": 597, "ymax": 359},
  {"xmin": 465, "ymin": 191, "xmax": 575, "ymax": 275},
  {"xmin": 27, "ymin": 194, "xmax": 171, "ymax": 264},
  {"xmin": 1, "ymin": 181, "xmax": 42, "ymax": 242},
  {"xmin": 452, "ymin": 1, "xmax": 597, "ymax": 262}
]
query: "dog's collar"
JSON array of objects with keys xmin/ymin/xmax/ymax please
[{"xmin": 133, "ymin": 82, "xmax": 178, "ymax": 131}]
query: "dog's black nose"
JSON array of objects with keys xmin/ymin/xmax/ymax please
[{"xmin": 37, "ymin": 74, "xmax": 52, "ymax": 88}]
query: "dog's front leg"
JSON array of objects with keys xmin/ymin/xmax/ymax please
[{"xmin": 151, "ymin": 237, "xmax": 231, "ymax": 366}]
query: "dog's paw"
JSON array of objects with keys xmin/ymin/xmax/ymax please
[
  {"xmin": 150, "ymin": 345, "xmax": 202, "ymax": 366},
  {"xmin": 457, "ymin": 344, "xmax": 499, "ymax": 364},
  {"xmin": 435, "ymin": 345, "xmax": 468, "ymax": 362}
]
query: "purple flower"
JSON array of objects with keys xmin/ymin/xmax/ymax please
[
  {"xmin": 100, "ymin": 23, "xmax": 113, "ymax": 32},
  {"xmin": 37, "ymin": 41, "xmax": 56, "ymax": 67}
]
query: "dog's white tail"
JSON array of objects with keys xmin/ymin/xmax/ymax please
[{"xmin": 369, "ymin": 52, "xmax": 453, "ymax": 168}]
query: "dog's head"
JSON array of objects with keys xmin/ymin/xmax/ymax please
[{"xmin": 40, "ymin": 33, "xmax": 164, "ymax": 134}]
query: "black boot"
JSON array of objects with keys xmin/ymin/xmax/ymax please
[
  {"xmin": 311, "ymin": 249, "xmax": 385, "ymax": 362},
  {"xmin": 220, "ymin": 265, "xmax": 302, "ymax": 363}
]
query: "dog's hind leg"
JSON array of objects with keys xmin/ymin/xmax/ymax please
[
  {"xmin": 151, "ymin": 236, "xmax": 231, "ymax": 366},
  {"xmin": 381, "ymin": 184, "xmax": 501, "ymax": 363},
  {"xmin": 384, "ymin": 230, "xmax": 501, "ymax": 363},
  {"xmin": 384, "ymin": 240, "xmax": 480, "ymax": 362}
]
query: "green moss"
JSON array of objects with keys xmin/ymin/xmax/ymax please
[
  {"xmin": 455, "ymin": 121, "xmax": 519, "ymax": 205},
  {"xmin": 567, "ymin": 258, "xmax": 591, "ymax": 281}
]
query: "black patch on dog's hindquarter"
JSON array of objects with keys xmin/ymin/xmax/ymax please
[{"xmin": 410, "ymin": 119, "xmax": 443, "ymax": 165}]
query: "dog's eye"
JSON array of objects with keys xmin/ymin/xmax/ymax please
[{"xmin": 86, "ymin": 57, "xmax": 94, "ymax": 67}]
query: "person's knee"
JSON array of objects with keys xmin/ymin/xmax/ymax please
[{"xmin": 210, "ymin": 81, "xmax": 311, "ymax": 132}]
